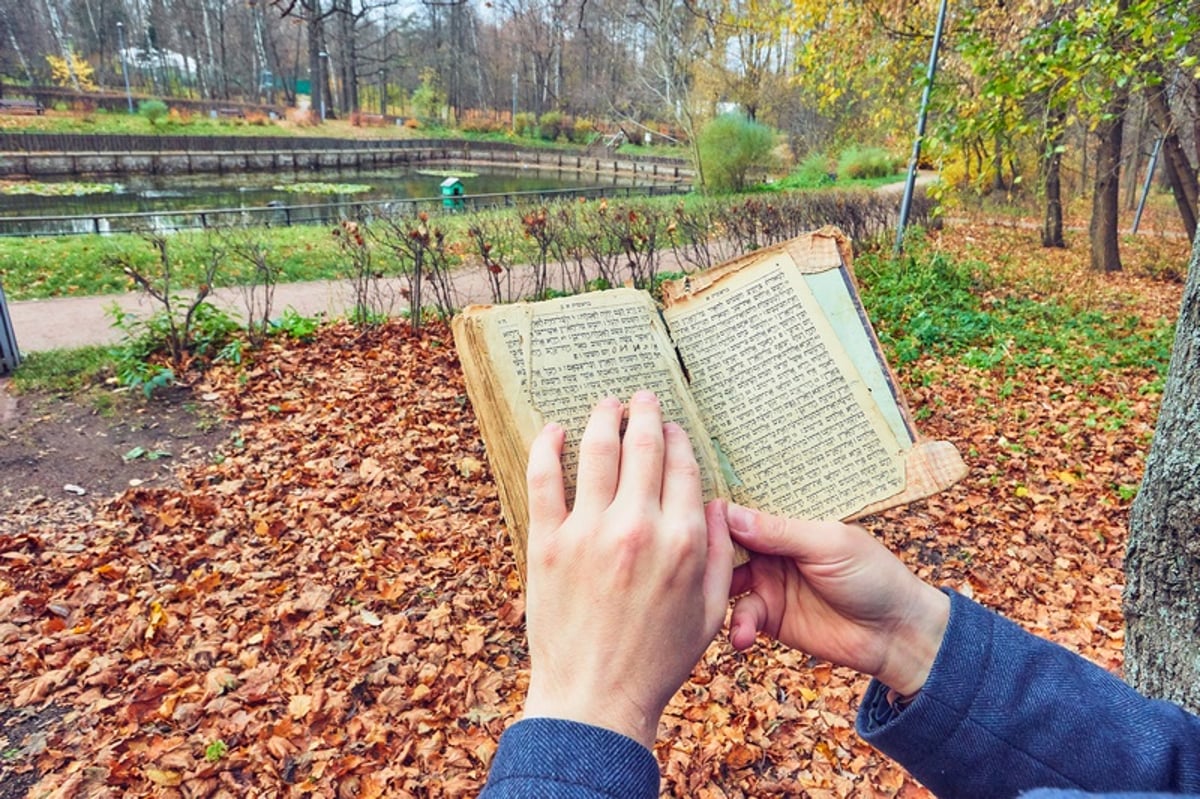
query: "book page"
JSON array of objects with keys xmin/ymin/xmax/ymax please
[
  {"xmin": 802, "ymin": 268, "xmax": 913, "ymax": 449},
  {"xmin": 663, "ymin": 256, "xmax": 904, "ymax": 520},
  {"xmin": 477, "ymin": 289, "xmax": 724, "ymax": 503}
]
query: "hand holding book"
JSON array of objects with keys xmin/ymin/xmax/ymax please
[{"xmin": 453, "ymin": 227, "xmax": 967, "ymax": 578}]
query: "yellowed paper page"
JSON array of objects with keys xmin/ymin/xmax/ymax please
[
  {"xmin": 478, "ymin": 289, "xmax": 724, "ymax": 503},
  {"xmin": 663, "ymin": 254, "xmax": 905, "ymax": 520}
]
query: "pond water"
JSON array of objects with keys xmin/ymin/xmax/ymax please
[
  {"xmin": 0, "ymin": 167, "xmax": 629, "ymax": 217},
  {"xmin": 0, "ymin": 166, "xmax": 639, "ymax": 236}
]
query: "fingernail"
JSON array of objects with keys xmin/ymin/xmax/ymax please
[
  {"xmin": 726, "ymin": 503, "xmax": 756, "ymax": 534},
  {"xmin": 631, "ymin": 390, "xmax": 658, "ymax": 405}
]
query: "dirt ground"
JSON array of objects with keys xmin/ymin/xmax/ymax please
[
  {"xmin": 0, "ymin": 378, "xmax": 231, "ymax": 535},
  {"xmin": 1, "ymin": 378, "xmax": 231, "ymax": 796}
]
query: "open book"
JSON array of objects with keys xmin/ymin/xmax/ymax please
[{"xmin": 452, "ymin": 227, "xmax": 967, "ymax": 576}]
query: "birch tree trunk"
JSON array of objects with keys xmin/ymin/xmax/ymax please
[{"xmin": 43, "ymin": 0, "xmax": 81, "ymax": 91}]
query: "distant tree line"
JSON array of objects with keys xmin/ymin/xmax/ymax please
[{"xmin": 2, "ymin": 1, "xmax": 1200, "ymax": 274}]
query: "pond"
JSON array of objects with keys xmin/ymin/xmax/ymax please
[{"xmin": 0, "ymin": 165, "xmax": 645, "ymax": 236}]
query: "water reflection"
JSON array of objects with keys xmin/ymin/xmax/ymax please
[{"xmin": 0, "ymin": 166, "xmax": 631, "ymax": 222}]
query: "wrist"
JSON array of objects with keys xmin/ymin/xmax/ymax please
[
  {"xmin": 523, "ymin": 681, "xmax": 659, "ymax": 750},
  {"xmin": 877, "ymin": 584, "xmax": 950, "ymax": 697}
]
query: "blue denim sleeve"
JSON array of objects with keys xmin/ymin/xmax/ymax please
[
  {"xmin": 481, "ymin": 718, "xmax": 659, "ymax": 798},
  {"xmin": 857, "ymin": 591, "xmax": 1200, "ymax": 799}
]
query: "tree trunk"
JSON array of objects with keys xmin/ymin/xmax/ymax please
[
  {"xmin": 1042, "ymin": 116, "xmax": 1065, "ymax": 248},
  {"xmin": 1124, "ymin": 224, "xmax": 1200, "ymax": 714},
  {"xmin": 306, "ymin": 6, "xmax": 324, "ymax": 122},
  {"xmin": 4, "ymin": 22, "xmax": 33, "ymax": 83},
  {"xmin": 992, "ymin": 134, "xmax": 1006, "ymax": 193},
  {"xmin": 1090, "ymin": 84, "xmax": 1127, "ymax": 272},
  {"xmin": 1123, "ymin": 98, "xmax": 1147, "ymax": 212},
  {"xmin": 1145, "ymin": 64, "xmax": 1199, "ymax": 242},
  {"xmin": 43, "ymin": 0, "xmax": 81, "ymax": 91}
]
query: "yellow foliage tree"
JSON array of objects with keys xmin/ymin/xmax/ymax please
[{"xmin": 45, "ymin": 52, "xmax": 98, "ymax": 91}]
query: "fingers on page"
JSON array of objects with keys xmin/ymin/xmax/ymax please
[
  {"xmin": 615, "ymin": 390, "xmax": 666, "ymax": 506},
  {"xmin": 526, "ymin": 422, "xmax": 568, "ymax": 534},
  {"xmin": 660, "ymin": 421, "xmax": 704, "ymax": 518},
  {"xmin": 573, "ymin": 396, "xmax": 624, "ymax": 515}
]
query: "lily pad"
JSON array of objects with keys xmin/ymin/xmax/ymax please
[
  {"xmin": 415, "ymin": 169, "xmax": 479, "ymax": 179},
  {"xmin": 271, "ymin": 182, "xmax": 372, "ymax": 195},
  {"xmin": 1, "ymin": 180, "xmax": 122, "ymax": 197}
]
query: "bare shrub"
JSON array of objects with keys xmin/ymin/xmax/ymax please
[
  {"xmin": 466, "ymin": 217, "xmax": 521, "ymax": 304},
  {"xmin": 373, "ymin": 212, "xmax": 457, "ymax": 330},
  {"xmin": 333, "ymin": 220, "xmax": 392, "ymax": 326},
  {"xmin": 217, "ymin": 226, "xmax": 278, "ymax": 348}
]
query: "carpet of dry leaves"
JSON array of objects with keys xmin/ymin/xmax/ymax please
[{"xmin": 0, "ymin": 223, "xmax": 1188, "ymax": 798}]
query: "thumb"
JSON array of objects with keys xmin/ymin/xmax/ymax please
[
  {"xmin": 725, "ymin": 503, "xmax": 847, "ymax": 564},
  {"xmin": 729, "ymin": 591, "xmax": 769, "ymax": 651},
  {"xmin": 724, "ymin": 503, "xmax": 804, "ymax": 556}
]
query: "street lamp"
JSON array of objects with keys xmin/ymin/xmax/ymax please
[
  {"xmin": 116, "ymin": 22, "xmax": 133, "ymax": 113},
  {"xmin": 317, "ymin": 51, "xmax": 328, "ymax": 121}
]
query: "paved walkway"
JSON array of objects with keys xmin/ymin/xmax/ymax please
[
  {"xmin": 7, "ymin": 270, "xmax": 504, "ymax": 353},
  {"xmin": 6, "ymin": 255, "xmax": 685, "ymax": 353}
]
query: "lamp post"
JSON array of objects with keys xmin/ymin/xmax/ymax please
[
  {"xmin": 894, "ymin": 0, "xmax": 949, "ymax": 254},
  {"xmin": 318, "ymin": 50, "xmax": 328, "ymax": 121},
  {"xmin": 116, "ymin": 22, "xmax": 133, "ymax": 113}
]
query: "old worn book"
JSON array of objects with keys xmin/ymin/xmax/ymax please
[{"xmin": 452, "ymin": 227, "xmax": 967, "ymax": 577}]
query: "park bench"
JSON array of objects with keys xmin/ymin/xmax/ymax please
[
  {"xmin": 0, "ymin": 98, "xmax": 45, "ymax": 115},
  {"xmin": 214, "ymin": 107, "xmax": 245, "ymax": 119}
]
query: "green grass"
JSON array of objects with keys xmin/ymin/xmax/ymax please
[
  {"xmin": 10, "ymin": 345, "xmax": 112, "ymax": 394},
  {"xmin": 0, "ymin": 227, "xmax": 356, "ymax": 300},
  {"xmin": 856, "ymin": 240, "xmax": 1175, "ymax": 383},
  {"xmin": 763, "ymin": 170, "xmax": 907, "ymax": 192},
  {"xmin": 764, "ymin": 146, "xmax": 907, "ymax": 192},
  {"xmin": 1, "ymin": 187, "xmax": 936, "ymax": 302},
  {"xmin": 3, "ymin": 108, "xmax": 301, "ymax": 137}
]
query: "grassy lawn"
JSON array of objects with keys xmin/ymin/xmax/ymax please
[{"xmin": 0, "ymin": 226, "xmax": 351, "ymax": 299}]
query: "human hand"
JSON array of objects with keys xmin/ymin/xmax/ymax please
[
  {"xmin": 521, "ymin": 392, "xmax": 735, "ymax": 748},
  {"xmin": 718, "ymin": 503, "xmax": 948, "ymax": 696}
]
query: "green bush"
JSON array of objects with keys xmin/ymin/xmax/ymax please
[
  {"xmin": 786, "ymin": 152, "xmax": 836, "ymax": 189},
  {"xmin": 837, "ymin": 147, "xmax": 901, "ymax": 181},
  {"xmin": 696, "ymin": 114, "xmax": 780, "ymax": 193},
  {"xmin": 572, "ymin": 118, "xmax": 596, "ymax": 144},
  {"xmin": 513, "ymin": 112, "xmax": 537, "ymax": 137},
  {"xmin": 107, "ymin": 300, "xmax": 241, "ymax": 397},
  {"xmin": 538, "ymin": 110, "xmax": 566, "ymax": 141},
  {"xmin": 138, "ymin": 99, "xmax": 169, "ymax": 126}
]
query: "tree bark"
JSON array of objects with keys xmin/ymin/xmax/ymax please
[
  {"xmin": 1145, "ymin": 63, "xmax": 1198, "ymax": 242},
  {"xmin": 1124, "ymin": 224, "xmax": 1200, "ymax": 714},
  {"xmin": 1090, "ymin": 84, "xmax": 1127, "ymax": 272},
  {"xmin": 1042, "ymin": 116, "xmax": 1065, "ymax": 248}
]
